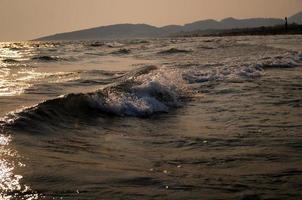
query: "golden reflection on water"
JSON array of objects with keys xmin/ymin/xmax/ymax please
[
  {"xmin": 0, "ymin": 42, "xmax": 80, "ymax": 96},
  {"xmin": 0, "ymin": 42, "xmax": 41, "ymax": 197},
  {"xmin": 0, "ymin": 42, "xmax": 31, "ymax": 96},
  {"xmin": 0, "ymin": 134, "xmax": 37, "ymax": 199}
]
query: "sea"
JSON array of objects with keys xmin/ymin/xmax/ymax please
[{"xmin": 0, "ymin": 35, "xmax": 302, "ymax": 200}]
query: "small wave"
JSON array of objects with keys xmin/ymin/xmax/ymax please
[
  {"xmin": 183, "ymin": 65, "xmax": 264, "ymax": 84},
  {"xmin": 257, "ymin": 53, "xmax": 301, "ymax": 69},
  {"xmin": 31, "ymin": 55, "xmax": 60, "ymax": 62},
  {"xmin": 199, "ymin": 45, "xmax": 216, "ymax": 50},
  {"xmin": 203, "ymin": 39, "xmax": 215, "ymax": 43},
  {"xmin": 127, "ymin": 40, "xmax": 149, "ymax": 45},
  {"xmin": 2, "ymin": 58, "xmax": 20, "ymax": 64},
  {"xmin": 31, "ymin": 55, "xmax": 74, "ymax": 62},
  {"xmin": 111, "ymin": 48, "xmax": 131, "ymax": 55},
  {"xmin": 182, "ymin": 53, "xmax": 301, "ymax": 84},
  {"xmin": 238, "ymin": 65, "xmax": 264, "ymax": 78},
  {"xmin": 105, "ymin": 42, "xmax": 124, "ymax": 48},
  {"xmin": 85, "ymin": 52, "xmax": 105, "ymax": 56},
  {"xmin": 1, "ymin": 65, "xmax": 187, "ymax": 131},
  {"xmin": 296, "ymin": 52, "xmax": 302, "ymax": 61},
  {"xmin": 259, "ymin": 63, "xmax": 297, "ymax": 69},
  {"xmin": 89, "ymin": 42, "xmax": 105, "ymax": 47},
  {"xmin": 159, "ymin": 48, "xmax": 192, "ymax": 54},
  {"xmin": 9, "ymin": 47, "xmax": 23, "ymax": 51}
]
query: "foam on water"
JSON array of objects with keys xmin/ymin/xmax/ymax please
[
  {"xmin": 1, "ymin": 50, "xmax": 302, "ymax": 130},
  {"xmin": 1, "ymin": 37, "xmax": 302, "ymax": 199},
  {"xmin": 257, "ymin": 52, "xmax": 302, "ymax": 68},
  {"xmin": 0, "ymin": 66, "xmax": 189, "ymax": 131}
]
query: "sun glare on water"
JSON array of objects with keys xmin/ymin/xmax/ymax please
[
  {"xmin": 0, "ymin": 42, "xmax": 79, "ymax": 96},
  {"xmin": 0, "ymin": 42, "xmax": 32, "ymax": 96},
  {"xmin": 0, "ymin": 134, "xmax": 38, "ymax": 200}
]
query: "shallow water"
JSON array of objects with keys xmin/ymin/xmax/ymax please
[{"xmin": 0, "ymin": 35, "xmax": 302, "ymax": 199}]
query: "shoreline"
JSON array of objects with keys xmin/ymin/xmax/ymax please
[{"xmin": 175, "ymin": 24, "xmax": 302, "ymax": 38}]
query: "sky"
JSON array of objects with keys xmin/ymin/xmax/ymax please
[{"xmin": 0, "ymin": 0, "xmax": 301, "ymax": 41}]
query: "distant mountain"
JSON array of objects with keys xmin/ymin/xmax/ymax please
[
  {"xmin": 38, "ymin": 24, "xmax": 162, "ymax": 41},
  {"xmin": 36, "ymin": 11, "xmax": 302, "ymax": 41},
  {"xmin": 289, "ymin": 11, "xmax": 302, "ymax": 24},
  {"xmin": 182, "ymin": 18, "xmax": 283, "ymax": 31}
]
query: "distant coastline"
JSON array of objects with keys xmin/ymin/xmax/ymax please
[
  {"xmin": 35, "ymin": 11, "xmax": 302, "ymax": 41},
  {"xmin": 176, "ymin": 24, "xmax": 302, "ymax": 37}
]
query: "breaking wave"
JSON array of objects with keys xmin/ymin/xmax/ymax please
[
  {"xmin": 1, "ymin": 65, "xmax": 188, "ymax": 132},
  {"xmin": 257, "ymin": 53, "xmax": 302, "ymax": 68},
  {"xmin": 1, "ymin": 51, "xmax": 301, "ymax": 132}
]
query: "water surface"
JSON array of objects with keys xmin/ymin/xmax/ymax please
[{"xmin": 0, "ymin": 36, "xmax": 302, "ymax": 200}]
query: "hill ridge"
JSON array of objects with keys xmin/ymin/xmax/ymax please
[{"xmin": 36, "ymin": 11, "xmax": 302, "ymax": 41}]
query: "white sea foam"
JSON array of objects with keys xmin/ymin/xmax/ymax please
[
  {"xmin": 88, "ymin": 67, "xmax": 188, "ymax": 116},
  {"xmin": 2, "ymin": 50, "xmax": 302, "ymax": 124}
]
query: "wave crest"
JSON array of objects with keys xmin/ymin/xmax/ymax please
[
  {"xmin": 1, "ymin": 66, "xmax": 188, "ymax": 131},
  {"xmin": 1, "ymin": 51, "xmax": 301, "ymax": 132}
]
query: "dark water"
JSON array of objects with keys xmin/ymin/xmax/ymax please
[{"xmin": 0, "ymin": 35, "xmax": 302, "ymax": 199}]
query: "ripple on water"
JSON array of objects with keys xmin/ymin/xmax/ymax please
[{"xmin": 0, "ymin": 134, "xmax": 38, "ymax": 199}]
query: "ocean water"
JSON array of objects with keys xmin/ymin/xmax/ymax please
[{"xmin": 0, "ymin": 35, "xmax": 302, "ymax": 200}]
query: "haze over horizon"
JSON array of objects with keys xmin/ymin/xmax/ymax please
[{"xmin": 0, "ymin": 0, "xmax": 302, "ymax": 41}]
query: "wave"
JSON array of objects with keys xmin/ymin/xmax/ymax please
[
  {"xmin": 257, "ymin": 53, "xmax": 301, "ymax": 69},
  {"xmin": 105, "ymin": 42, "xmax": 124, "ymax": 48},
  {"xmin": 199, "ymin": 45, "xmax": 216, "ymax": 50},
  {"xmin": 183, "ymin": 65, "xmax": 264, "ymax": 84},
  {"xmin": 9, "ymin": 47, "xmax": 24, "ymax": 51},
  {"xmin": 31, "ymin": 55, "xmax": 77, "ymax": 62},
  {"xmin": 89, "ymin": 42, "xmax": 105, "ymax": 47},
  {"xmin": 1, "ymin": 65, "xmax": 188, "ymax": 132},
  {"xmin": 111, "ymin": 48, "xmax": 131, "ymax": 55},
  {"xmin": 127, "ymin": 40, "xmax": 149, "ymax": 44},
  {"xmin": 85, "ymin": 52, "xmax": 105, "ymax": 56},
  {"xmin": 183, "ymin": 53, "xmax": 301, "ymax": 83},
  {"xmin": 31, "ymin": 55, "xmax": 61, "ymax": 62},
  {"xmin": 1, "ymin": 52, "xmax": 301, "ymax": 132},
  {"xmin": 158, "ymin": 48, "xmax": 193, "ymax": 54},
  {"xmin": 2, "ymin": 58, "xmax": 20, "ymax": 64}
]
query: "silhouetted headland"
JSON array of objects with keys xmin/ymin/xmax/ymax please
[
  {"xmin": 179, "ymin": 23, "xmax": 302, "ymax": 37},
  {"xmin": 36, "ymin": 11, "xmax": 302, "ymax": 41}
]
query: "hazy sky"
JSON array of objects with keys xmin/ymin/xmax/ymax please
[{"xmin": 0, "ymin": 0, "xmax": 301, "ymax": 41}]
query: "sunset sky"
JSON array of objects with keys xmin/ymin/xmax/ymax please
[{"xmin": 0, "ymin": 0, "xmax": 301, "ymax": 41}]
